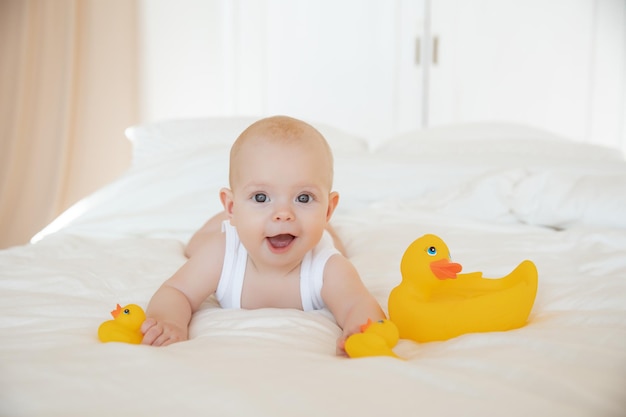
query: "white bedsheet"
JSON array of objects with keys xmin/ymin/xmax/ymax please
[{"xmin": 1, "ymin": 119, "xmax": 625, "ymax": 416}]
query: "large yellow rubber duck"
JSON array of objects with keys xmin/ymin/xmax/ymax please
[
  {"xmin": 98, "ymin": 303, "xmax": 146, "ymax": 344},
  {"xmin": 389, "ymin": 234, "xmax": 538, "ymax": 343},
  {"xmin": 345, "ymin": 319, "xmax": 400, "ymax": 359}
]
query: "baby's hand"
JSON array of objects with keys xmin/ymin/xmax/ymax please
[
  {"xmin": 336, "ymin": 336, "xmax": 348, "ymax": 356},
  {"xmin": 337, "ymin": 322, "xmax": 368, "ymax": 356},
  {"xmin": 141, "ymin": 318, "xmax": 187, "ymax": 347}
]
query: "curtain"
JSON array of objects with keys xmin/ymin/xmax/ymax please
[{"xmin": 0, "ymin": 0, "xmax": 138, "ymax": 249}]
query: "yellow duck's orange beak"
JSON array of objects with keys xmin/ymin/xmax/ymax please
[
  {"xmin": 430, "ymin": 258, "xmax": 462, "ymax": 280},
  {"xmin": 360, "ymin": 319, "xmax": 374, "ymax": 332},
  {"xmin": 110, "ymin": 304, "xmax": 123, "ymax": 318}
]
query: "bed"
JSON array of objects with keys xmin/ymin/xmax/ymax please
[{"xmin": 1, "ymin": 117, "xmax": 625, "ymax": 416}]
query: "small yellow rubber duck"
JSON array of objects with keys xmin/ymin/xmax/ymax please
[
  {"xmin": 345, "ymin": 319, "xmax": 400, "ymax": 359},
  {"xmin": 98, "ymin": 303, "xmax": 146, "ymax": 344},
  {"xmin": 389, "ymin": 234, "xmax": 538, "ymax": 343}
]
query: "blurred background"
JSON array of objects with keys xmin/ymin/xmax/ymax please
[{"xmin": 1, "ymin": 0, "xmax": 625, "ymax": 249}]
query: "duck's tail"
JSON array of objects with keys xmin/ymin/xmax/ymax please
[{"xmin": 506, "ymin": 260, "xmax": 538, "ymax": 289}]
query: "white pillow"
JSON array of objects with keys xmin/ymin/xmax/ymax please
[
  {"xmin": 511, "ymin": 170, "xmax": 626, "ymax": 229},
  {"xmin": 125, "ymin": 116, "xmax": 369, "ymax": 167},
  {"xmin": 378, "ymin": 122, "xmax": 622, "ymax": 165}
]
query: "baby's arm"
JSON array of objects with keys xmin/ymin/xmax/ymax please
[
  {"xmin": 321, "ymin": 256, "xmax": 386, "ymax": 355},
  {"xmin": 142, "ymin": 233, "xmax": 225, "ymax": 346}
]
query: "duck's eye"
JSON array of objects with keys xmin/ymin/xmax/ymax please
[
  {"xmin": 427, "ymin": 246, "xmax": 437, "ymax": 256},
  {"xmin": 123, "ymin": 309, "xmax": 130, "ymax": 314}
]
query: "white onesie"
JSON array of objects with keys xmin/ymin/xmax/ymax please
[{"xmin": 215, "ymin": 221, "xmax": 340, "ymax": 311}]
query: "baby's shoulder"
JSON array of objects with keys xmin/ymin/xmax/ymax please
[
  {"xmin": 187, "ymin": 229, "xmax": 227, "ymax": 265},
  {"xmin": 323, "ymin": 253, "xmax": 359, "ymax": 280}
]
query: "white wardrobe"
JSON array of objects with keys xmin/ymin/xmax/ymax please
[{"xmin": 140, "ymin": 0, "xmax": 625, "ymax": 150}]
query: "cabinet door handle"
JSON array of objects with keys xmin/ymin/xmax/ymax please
[
  {"xmin": 415, "ymin": 36, "xmax": 439, "ymax": 66},
  {"xmin": 415, "ymin": 37, "xmax": 421, "ymax": 65}
]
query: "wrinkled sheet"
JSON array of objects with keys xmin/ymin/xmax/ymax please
[{"xmin": 1, "ymin": 120, "xmax": 625, "ymax": 417}]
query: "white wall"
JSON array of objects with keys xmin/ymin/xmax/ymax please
[
  {"xmin": 138, "ymin": 0, "xmax": 230, "ymax": 121},
  {"xmin": 138, "ymin": 0, "xmax": 425, "ymax": 144},
  {"xmin": 138, "ymin": 0, "xmax": 626, "ymax": 153},
  {"xmin": 589, "ymin": 0, "xmax": 626, "ymax": 151}
]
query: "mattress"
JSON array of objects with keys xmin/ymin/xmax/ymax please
[{"xmin": 1, "ymin": 117, "xmax": 625, "ymax": 416}]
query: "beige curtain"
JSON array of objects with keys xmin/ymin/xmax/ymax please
[{"xmin": 0, "ymin": 0, "xmax": 138, "ymax": 249}]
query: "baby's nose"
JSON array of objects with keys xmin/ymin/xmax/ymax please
[{"xmin": 273, "ymin": 207, "xmax": 294, "ymax": 221}]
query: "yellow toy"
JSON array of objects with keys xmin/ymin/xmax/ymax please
[
  {"xmin": 98, "ymin": 303, "xmax": 146, "ymax": 344},
  {"xmin": 345, "ymin": 319, "xmax": 400, "ymax": 359},
  {"xmin": 389, "ymin": 234, "xmax": 538, "ymax": 343}
]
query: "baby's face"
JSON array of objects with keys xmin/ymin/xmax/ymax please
[{"xmin": 226, "ymin": 138, "xmax": 336, "ymax": 270}]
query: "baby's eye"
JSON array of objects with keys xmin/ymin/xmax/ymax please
[
  {"xmin": 253, "ymin": 193, "xmax": 268, "ymax": 203},
  {"xmin": 296, "ymin": 194, "xmax": 311, "ymax": 203}
]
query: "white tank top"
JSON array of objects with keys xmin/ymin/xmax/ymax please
[{"xmin": 215, "ymin": 221, "xmax": 340, "ymax": 311}]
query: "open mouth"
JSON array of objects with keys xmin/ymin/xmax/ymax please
[{"xmin": 267, "ymin": 234, "xmax": 296, "ymax": 252}]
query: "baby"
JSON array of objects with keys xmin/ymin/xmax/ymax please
[{"xmin": 141, "ymin": 115, "xmax": 385, "ymax": 354}]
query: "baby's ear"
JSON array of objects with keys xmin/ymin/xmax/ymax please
[
  {"xmin": 220, "ymin": 188, "xmax": 234, "ymax": 216},
  {"xmin": 326, "ymin": 191, "xmax": 340, "ymax": 221}
]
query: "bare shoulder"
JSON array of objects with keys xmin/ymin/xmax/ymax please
[
  {"xmin": 188, "ymin": 229, "xmax": 226, "ymax": 264},
  {"xmin": 185, "ymin": 212, "xmax": 229, "ymax": 258},
  {"xmin": 320, "ymin": 254, "xmax": 382, "ymax": 332},
  {"xmin": 185, "ymin": 229, "xmax": 227, "ymax": 279},
  {"xmin": 321, "ymin": 254, "xmax": 369, "ymax": 297},
  {"xmin": 166, "ymin": 229, "xmax": 227, "ymax": 310},
  {"xmin": 324, "ymin": 254, "xmax": 359, "ymax": 280}
]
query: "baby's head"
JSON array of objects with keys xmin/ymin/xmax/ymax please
[
  {"xmin": 221, "ymin": 116, "xmax": 339, "ymax": 266},
  {"xmin": 228, "ymin": 115, "xmax": 334, "ymax": 190}
]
